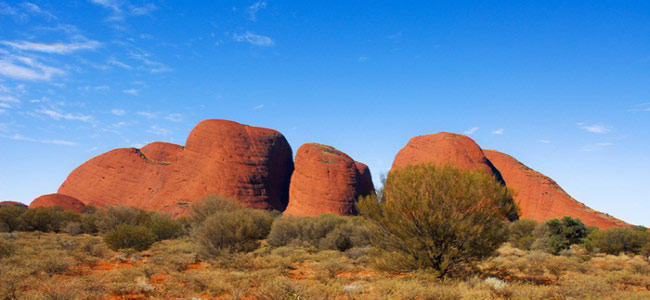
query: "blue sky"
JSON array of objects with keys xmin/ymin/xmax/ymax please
[{"xmin": 0, "ymin": 1, "xmax": 648, "ymax": 226}]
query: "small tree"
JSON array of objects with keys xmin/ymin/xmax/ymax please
[
  {"xmin": 508, "ymin": 219, "xmax": 538, "ymax": 250},
  {"xmin": 146, "ymin": 214, "xmax": 184, "ymax": 241},
  {"xmin": 539, "ymin": 216, "xmax": 589, "ymax": 254},
  {"xmin": 96, "ymin": 206, "xmax": 151, "ymax": 233},
  {"xmin": 0, "ymin": 206, "xmax": 26, "ymax": 232},
  {"xmin": 103, "ymin": 224, "xmax": 156, "ymax": 251},
  {"xmin": 585, "ymin": 226, "xmax": 650, "ymax": 255},
  {"xmin": 357, "ymin": 164, "xmax": 516, "ymax": 277},
  {"xmin": 19, "ymin": 207, "xmax": 65, "ymax": 232}
]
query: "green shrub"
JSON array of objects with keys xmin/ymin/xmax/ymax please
[
  {"xmin": 96, "ymin": 206, "xmax": 151, "ymax": 233},
  {"xmin": 19, "ymin": 207, "xmax": 64, "ymax": 232},
  {"xmin": 585, "ymin": 226, "xmax": 650, "ymax": 255},
  {"xmin": 357, "ymin": 164, "xmax": 515, "ymax": 277},
  {"xmin": 104, "ymin": 224, "xmax": 156, "ymax": 251},
  {"xmin": 146, "ymin": 214, "xmax": 184, "ymax": 241},
  {"xmin": 267, "ymin": 215, "xmax": 370, "ymax": 251},
  {"xmin": 80, "ymin": 212, "xmax": 100, "ymax": 234},
  {"xmin": 508, "ymin": 219, "xmax": 538, "ymax": 250},
  {"xmin": 535, "ymin": 217, "xmax": 589, "ymax": 254},
  {"xmin": 187, "ymin": 195, "xmax": 243, "ymax": 226},
  {"xmin": 192, "ymin": 208, "xmax": 273, "ymax": 255},
  {"xmin": 0, "ymin": 206, "xmax": 26, "ymax": 232}
]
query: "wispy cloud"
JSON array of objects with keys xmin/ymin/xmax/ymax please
[
  {"xmin": 1, "ymin": 40, "xmax": 101, "ymax": 54},
  {"xmin": 463, "ymin": 127, "xmax": 479, "ymax": 135},
  {"xmin": 165, "ymin": 113, "xmax": 182, "ymax": 122},
  {"xmin": 247, "ymin": 0, "xmax": 267, "ymax": 21},
  {"xmin": 491, "ymin": 128, "xmax": 504, "ymax": 135},
  {"xmin": 5, "ymin": 133, "xmax": 77, "ymax": 146},
  {"xmin": 111, "ymin": 108, "xmax": 126, "ymax": 116},
  {"xmin": 577, "ymin": 122, "xmax": 611, "ymax": 134},
  {"xmin": 147, "ymin": 125, "xmax": 170, "ymax": 136},
  {"xmin": 21, "ymin": 2, "xmax": 57, "ymax": 21},
  {"xmin": 130, "ymin": 51, "xmax": 172, "ymax": 73},
  {"xmin": 123, "ymin": 88, "xmax": 139, "ymax": 95},
  {"xmin": 629, "ymin": 102, "xmax": 650, "ymax": 112},
  {"xmin": 233, "ymin": 31, "xmax": 274, "ymax": 47},
  {"xmin": 580, "ymin": 142, "xmax": 614, "ymax": 152},
  {"xmin": 36, "ymin": 108, "xmax": 93, "ymax": 122},
  {"xmin": 0, "ymin": 55, "xmax": 65, "ymax": 81},
  {"xmin": 107, "ymin": 57, "xmax": 132, "ymax": 69},
  {"xmin": 539, "ymin": 139, "xmax": 551, "ymax": 144},
  {"xmin": 253, "ymin": 104, "xmax": 264, "ymax": 110},
  {"xmin": 358, "ymin": 55, "xmax": 369, "ymax": 62},
  {"xmin": 137, "ymin": 111, "xmax": 157, "ymax": 119},
  {"xmin": 89, "ymin": 0, "xmax": 158, "ymax": 22}
]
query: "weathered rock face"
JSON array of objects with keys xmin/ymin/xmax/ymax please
[
  {"xmin": 484, "ymin": 150, "xmax": 628, "ymax": 229},
  {"xmin": 0, "ymin": 201, "xmax": 27, "ymax": 208},
  {"xmin": 284, "ymin": 143, "xmax": 374, "ymax": 217},
  {"xmin": 29, "ymin": 194, "xmax": 86, "ymax": 213},
  {"xmin": 390, "ymin": 132, "xmax": 504, "ymax": 182},
  {"xmin": 58, "ymin": 120, "xmax": 294, "ymax": 216},
  {"xmin": 355, "ymin": 162, "xmax": 375, "ymax": 197}
]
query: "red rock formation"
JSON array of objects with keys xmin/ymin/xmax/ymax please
[
  {"xmin": 390, "ymin": 132, "xmax": 504, "ymax": 182},
  {"xmin": 355, "ymin": 162, "xmax": 375, "ymax": 197},
  {"xmin": 29, "ymin": 194, "xmax": 86, "ymax": 213},
  {"xmin": 284, "ymin": 143, "xmax": 374, "ymax": 217},
  {"xmin": 58, "ymin": 120, "xmax": 294, "ymax": 216},
  {"xmin": 0, "ymin": 201, "xmax": 27, "ymax": 208},
  {"xmin": 484, "ymin": 150, "xmax": 628, "ymax": 229}
]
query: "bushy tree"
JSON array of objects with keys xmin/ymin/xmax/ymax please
[
  {"xmin": 508, "ymin": 219, "xmax": 538, "ymax": 250},
  {"xmin": 95, "ymin": 206, "xmax": 151, "ymax": 233},
  {"xmin": 146, "ymin": 214, "xmax": 184, "ymax": 241},
  {"xmin": 585, "ymin": 226, "xmax": 650, "ymax": 255},
  {"xmin": 190, "ymin": 196, "xmax": 274, "ymax": 256},
  {"xmin": 535, "ymin": 216, "xmax": 589, "ymax": 254},
  {"xmin": 19, "ymin": 207, "xmax": 65, "ymax": 232},
  {"xmin": 357, "ymin": 164, "xmax": 516, "ymax": 277},
  {"xmin": 0, "ymin": 206, "xmax": 26, "ymax": 232},
  {"xmin": 267, "ymin": 215, "xmax": 370, "ymax": 251},
  {"xmin": 103, "ymin": 224, "xmax": 156, "ymax": 251}
]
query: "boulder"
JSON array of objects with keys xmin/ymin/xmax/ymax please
[
  {"xmin": 0, "ymin": 201, "xmax": 27, "ymax": 208},
  {"xmin": 284, "ymin": 143, "xmax": 374, "ymax": 217},
  {"xmin": 58, "ymin": 120, "xmax": 294, "ymax": 216},
  {"xmin": 29, "ymin": 193, "xmax": 86, "ymax": 213},
  {"xmin": 484, "ymin": 150, "xmax": 628, "ymax": 229},
  {"xmin": 390, "ymin": 132, "xmax": 504, "ymax": 182}
]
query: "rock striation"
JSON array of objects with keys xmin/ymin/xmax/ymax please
[
  {"xmin": 484, "ymin": 150, "xmax": 628, "ymax": 229},
  {"xmin": 29, "ymin": 194, "xmax": 86, "ymax": 213},
  {"xmin": 283, "ymin": 143, "xmax": 374, "ymax": 217},
  {"xmin": 57, "ymin": 120, "xmax": 294, "ymax": 216}
]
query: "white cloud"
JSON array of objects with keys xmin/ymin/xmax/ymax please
[
  {"xmin": 111, "ymin": 108, "xmax": 126, "ymax": 116},
  {"xmin": 580, "ymin": 142, "xmax": 614, "ymax": 152},
  {"xmin": 629, "ymin": 102, "xmax": 650, "ymax": 112},
  {"xmin": 89, "ymin": 0, "xmax": 157, "ymax": 21},
  {"xmin": 0, "ymin": 55, "xmax": 65, "ymax": 81},
  {"xmin": 147, "ymin": 125, "xmax": 170, "ymax": 136},
  {"xmin": 123, "ymin": 88, "xmax": 139, "ymax": 95},
  {"xmin": 463, "ymin": 127, "xmax": 479, "ymax": 135},
  {"xmin": 539, "ymin": 139, "xmax": 551, "ymax": 144},
  {"xmin": 37, "ymin": 108, "xmax": 93, "ymax": 122},
  {"xmin": 253, "ymin": 104, "xmax": 264, "ymax": 110},
  {"xmin": 233, "ymin": 31, "xmax": 274, "ymax": 47},
  {"xmin": 21, "ymin": 2, "xmax": 57, "ymax": 20},
  {"xmin": 491, "ymin": 128, "xmax": 504, "ymax": 135},
  {"xmin": 247, "ymin": 0, "xmax": 267, "ymax": 21},
  {"xmin": 1, "ymin": 40, "xmax": 101, "ymax": 54},
  {"xmin": 358, "ymin": 55, "xmax": 369, "ymax": 62},
  {"xmin": 4, "ymin": 133, "xmax": 76, "ymax": 146},
  {"xmin": 577, "ymin": 122, "xmax": 610, "ymax": 134},
  {"xmin": 165, "ymin": 113, "xmax": 182, "ymax": 122},
  {"xmin": 108, "ymin": 57, "xmax": 132, "ymax": 69},
  {"xmin": 130, "ymin": 51, "xmax": 172, "ymax": 73},
  {"xmin": 137, "ymin": 111, "xmax": 157, "ymax": 119}
]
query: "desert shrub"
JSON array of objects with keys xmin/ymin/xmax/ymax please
[
  {"xmin": 187, "ymin": 195, "xmax": 243, "ymax": 225},
  {"xmin": 80, "ymin": 213, "xmax": 99, "ymax": 234},
  {"xmin": 95, "ymin": 206, "xmax": 151, "ymax": 233},
  {"xmin": 509, "ymin": 219, "xmax": 538, "ymax": 250},
  {"xmin": 0, "ymin": 237, "xmax": 14, "ymax": 258},
  {"xmin": 146, "ymin": 214, "xmax": 184, "ymax": 241},
  {"xmin": 192, "ymin": 208, "xmax": 273, "ymax": 255},
  {"xmin": 19, "ymin": 207, "xmax": 65, "ymax": 232},
  {"xmin": 103, "ymin": 224, "xmax": 156, "ymax": 251},
  {"xmin": 0, "ymin": 206, "xmax": 26, "ymax": 232},
  {"xmin": 357, "ymin": 164, "xmax": 515, "ymax": 277},
  {"xmin": 534, "ymin": 217, "xmax": 589, "ymax": 254},
  {"xmin": 267, "ymin": 214, "xmax": 371, "ymax": 251},
  {"xmin": 64, "ymin": 221, "xmax": 83, "ymax": 235},
  {"xmin": 585, "ymin": 226, "xmax": 650, "ymax": 255}
]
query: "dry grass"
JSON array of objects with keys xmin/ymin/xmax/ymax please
[{"xmin": 1, "ymin": 232, "xmax": 649, "ymax": 299}]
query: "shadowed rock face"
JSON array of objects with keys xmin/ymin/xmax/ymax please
[
  {"xmin": 284, "ymin": 143, "xmax": 375, "ymax": 217},
  {"xmin": 0, "ymin": 201, "xmax": 27, "ymax": 208},
  {"xmin": 390, "ymin": 132, "xmax": 504, "ymax": 182},
  {"xmin": 29, "ymin": 194, "xmax": 86, "ymax": 213},
  {"xmin": 58, "ymin": 120, "xmax": 294, "ymax": 216},
  {"xmin": 484, "ymin": 150, "xmax": 628, "ymax": 229}
]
